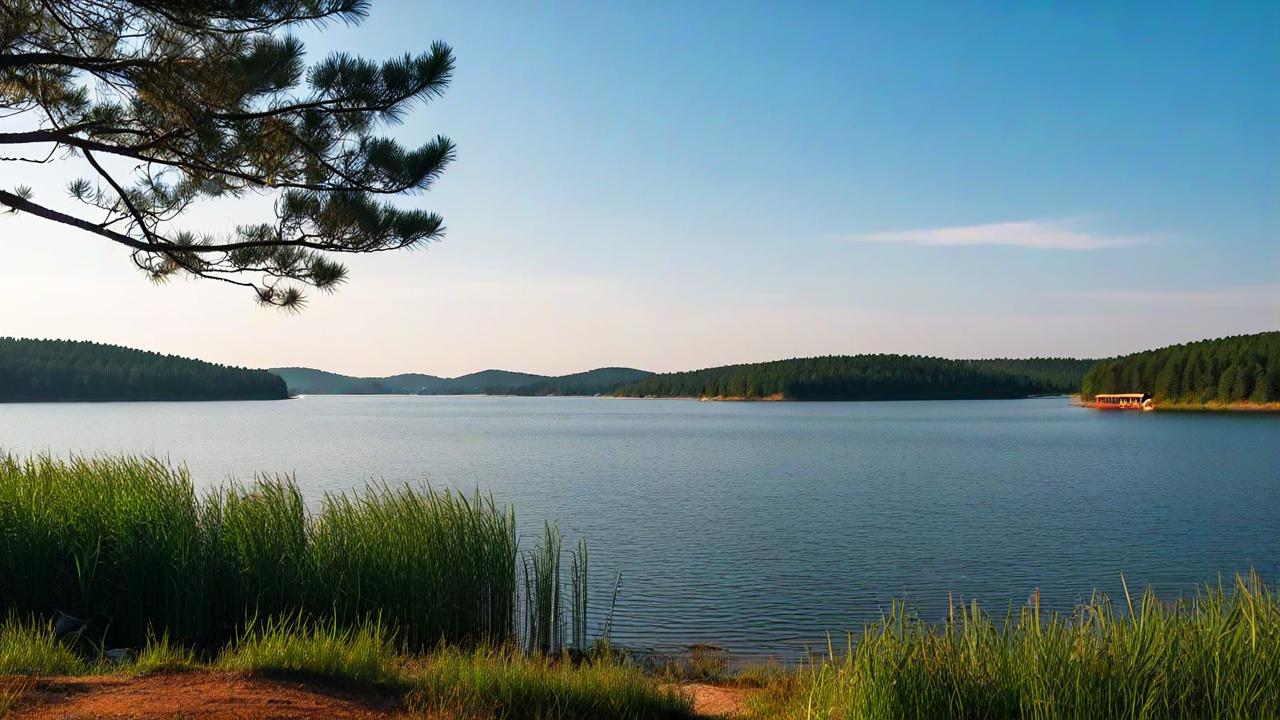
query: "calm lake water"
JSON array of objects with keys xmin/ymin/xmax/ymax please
[{"xmin": 2, "ymin": 396, "xmax": 1277, "ymax": 659}]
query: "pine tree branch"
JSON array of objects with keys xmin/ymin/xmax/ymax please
[
  {"xmin": 0, "ymin": 52, "xmax": 155, "ymax": 72},
  {"xmin": 0, "ymin": 189, "xmax": 435, "ymax": 254}
]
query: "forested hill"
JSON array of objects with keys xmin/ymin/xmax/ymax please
[
  {"xmin": 272, "ymin": 367, "xmax": 651, "ymax": 396},
  {"xmin": 435, "ymin": 369, "xmax": 549, "ymax": 395},
  {"xmin": 0, "ymin": 338, "xmax": 287, "ymax": 401},
  {"xmin": 1081, "ymin": 332, "xmax": 1280, "ymax": 405},
  {"xmin": 498, "ymin": 367, "xmax": 653, "ymax": 396},
  {"xmin": 270, "ymin": 367, "xmax": 441, "ymax": 394},
  {"xmin": 611, "ymin": 356, "xmax": 1094, "ymax": 401}
]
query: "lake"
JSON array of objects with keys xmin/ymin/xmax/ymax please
[{"xmin": 1, "ymin": 395, "xmax": 1277, "ymax": 660}]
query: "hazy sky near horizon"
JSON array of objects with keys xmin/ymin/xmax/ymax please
[{"xmin": 1, "ymin": 1, "xmax": 1276, "ymax": 376}]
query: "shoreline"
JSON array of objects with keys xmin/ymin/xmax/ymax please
[
  {"xmin": 1152, "ymin": 401, "xmax": 1280, "ymax": 413},
  {"xmin": 615, "ymin": 393, "xmax": 1073, "ymax": 403},
  {"xmin": 1076, "ymin": 399, "xmax": 1280, "ymax": 413}
]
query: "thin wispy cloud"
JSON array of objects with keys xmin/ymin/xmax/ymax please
[
  {"xmin": 1070, "ymin": 285, "xmax": 1280, "ymax": 308},
  {"xmin": 846, "ymin": 220, "xmax": 1145, "ymax": 251}
]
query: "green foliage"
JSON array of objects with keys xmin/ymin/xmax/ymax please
[
  {"xmin": 523, "ymin": 523, "xmax": 563, "ymax": 655},
  {"xmin": 0, "ymin": 616, "xmax": 689, "ymax": 720},
  {"xmin": 0, "ymin": 453, "xmax": 575, "ymax": 652},
  {"xmin": 570, "ymin": 539, "xmax": 589, "ymax": 652},
  {"xmin": 753, "ymin": 574, "xmax": 1280, "ymax": 720},
  {"xmin": 1081, "ymin": 332, "xmax": 1279, "ymax": 404},
  {"xmin": 219, "ymin": 615, "xmax": 398, "ymax": 684},
  {"xmin": 131, "ymin": 631, "xmax": 198, "ymax": 675},
  {"xmin": 0, "ymin": 617, "xmax": 85, "ymax": 675},
  {"xmin": 203, "ymin": 477, "xmax": 313, "ymax": 631},
  {"xmin": 0, "ymin": 337, "xmax": 287, "ymax": 401},
  {"xmin": 0, "ymin": 455, "xmax": 208, "ymax": 645},
  {"xmin": 614, "ymin": 356, "xmax": 1094, "ymax": 400},
  {"xmin": 0, "ymin": 1, "xmax": 454, "ymax": 307},
  {"xmin": 404, "ymin": 647, "xmax": 691, "ymax": 720},
  {"xmin": 311, "ymin": 483, "xmax": 518, "ymax": 649}
]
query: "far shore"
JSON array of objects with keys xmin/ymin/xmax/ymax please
[
  {"xmin": 1073, "ymin": 397, "xmax": 1280, "ymax": 413},
  {"xmin": 1153, "ymin": 400, "xmax": 1280, "ymax": 413}
]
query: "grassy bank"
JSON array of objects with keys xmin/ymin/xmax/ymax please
[
  {"xmin": 750, "ymin": 575, "xmax": 1279, "ymax": 719},
  {"xmin": 3, "ymin": 577, "xmax": 1276, "ymax": 719},
  {"xmin": 1154, "ymin": 400, "xmax": 1280, "ymax": 412},
  {"xmin": 0, "ymin": 454, "xmax": 583, "ymax": 652},
  {"xmin": 0, "ymin": 616, "xmax": 691, "ymax": 719}
]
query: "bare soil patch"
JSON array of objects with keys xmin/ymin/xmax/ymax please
[
  {"xmin": 1, "ymin": 671, "xmax": 402, "ymax": 720},
  {"xmin": 671, "ymin": 682, "xmax": 749, "ymax": 717}
]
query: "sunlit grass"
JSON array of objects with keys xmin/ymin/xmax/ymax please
[
  {"xmin": 219, "ymin": 615, "xmax": 398, "ymax": 684},
  {"xmin": 0, "ymin": 618, "xmax": 84, "ymax": 676},
  {"xmin": 130, "ymin": 631, "xmax": 199, "ymax": 675},
  {"xmin": 751, "ymin": 573, "xmax": 1280, "ymax": 720},
  {"xmin": 404, "ymin": 646, "xmax": 691, "ymax": 720},
  {"xmin": 0, "ymin": 616, "xmax": 689, "ymax": 719}
]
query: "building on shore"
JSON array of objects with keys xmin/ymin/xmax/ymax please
[{"xmin": 1092, "ymin": 393, "xmax": 1154, "ymax": 411}]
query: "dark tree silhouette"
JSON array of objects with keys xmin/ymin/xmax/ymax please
[
  {"xmin": 612, "ymin": 356, "xmax": 1096, "ymax": 401},
  {"xmin": 1082, "ymin": 332, "xmax": 1279, "ymax": 405},
  {"xmin": 0, "ymin": 1, "xmax": 454, "ymax": 308},
  {"xmin": 0, "ymin": 337, "xmax": 288, "ymax": 400}
]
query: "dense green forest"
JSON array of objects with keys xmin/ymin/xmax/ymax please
[
  {"xmin": 1081, "ymin": 332, "xmax": 1280, "ymax": 405},
  {"xmin": 0, "ymin": 338, "xmax": 287, "ymax": 401},
  {"xmin": 611, "ymin": 356, "xmax": 1094, "ymax": 401}
]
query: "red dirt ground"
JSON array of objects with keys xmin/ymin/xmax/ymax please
[
  {"xmin": 1, "ymin": 671, "xmax": 403, "ymax": 719},
  {"xmin": 678, "ymin": 683, "xmax": 748, "ymax": 717},
  {"xmin": 1, "ymin": 672, "xmax": 747, "ymax": 719}
]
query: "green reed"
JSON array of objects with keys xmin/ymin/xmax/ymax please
[
  {"xmin": 311, "ymin": 482, "xmax": 519, "ymax": 648},
  {"xmin": 754, "ymin": 573, "xmax": 1280, "ymax": 720},
  {"xmin": 523, "ymin": 522, "xmax": 563, "ymax": 655},
  {"xmin": 570, "ymin": 537, "xmax": 589, "ymax": 651},
  {"xmin": 0, "ymin": 454, "xmax": 206, "ymax": 644},
  {"xmin": 203, "ymin": 476, "xmax": 312, "ymax": 634},
  {"xmin": 0, "ymin": 453, "xmax": 577, "ymax": 653}
]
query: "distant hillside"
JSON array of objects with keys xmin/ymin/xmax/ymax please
[
  {"xmin": 381, "ymin": 373, "xmax": 451, "ymax": 393},
  {"xmin": 1082, "ymin": 332, "xmax": 1279, "ymax": 406},
  {"xmin": 0, "ymin": 338, "xmax": 287, "ymax": 402},
  {"xmin": 612, "ymin": 355, "xmax": 1094, "ymax": 401},
  {"xmin": 270, "ymin": 367, "xmax": 398, "ymax": 395},
  {"xmin": 433, "ymin": 369, "xmax": 550, "ymax": 394},
  {"xmin": 270, "ymin": 366, "xmax": 655, "ymax": 396},
  {"xmin": 502, "ymin": 367, "xmax": 654, "ymax": 396},
  {"xmin": 270, "ymin": 367, "xmax": 553, "ymax": 395}
]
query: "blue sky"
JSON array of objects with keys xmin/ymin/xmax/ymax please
[{"xmin": 1, "ymin": 1, "xmax": 1276, "ymax": 375}]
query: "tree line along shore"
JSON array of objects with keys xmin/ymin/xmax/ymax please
[{"xmin": 2, "ymin": 331, "xmax": 1278, "ymax": 407}]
